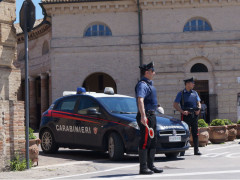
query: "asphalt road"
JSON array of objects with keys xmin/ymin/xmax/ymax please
[{"xmin": 40, "ymin": 139, "xmax": 240, "ymax": 180}]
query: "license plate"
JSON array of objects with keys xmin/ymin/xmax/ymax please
[{"xmin": 169, "ymin": 136, "xmax": 181, "ymax": 142}]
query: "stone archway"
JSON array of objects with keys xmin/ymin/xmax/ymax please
[{"xmin": 83, "ymin": 72, "xmax": 117, "ymax": 93}]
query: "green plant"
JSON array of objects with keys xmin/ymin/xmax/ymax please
[
  {"xmin": 210, "ymin": 119, "xmax": 225, "ymax": 126},
  {"xmin": 10, "ymin": 153, "xmax": 32, "ymax": 171},
  {"xmin": 237, "ymin": 120, "xmax": 240, "ymax": 124},
  {"xmin": 223, "ymin": 119, "xmax": 233, "ymax": 125},
  {"xmin": 29, "ymin": 127, "xmax": 36, "ymax": 140},
  {"xmin": 198, "ymin": 119, "xmax": 208, "ymax": 127}
]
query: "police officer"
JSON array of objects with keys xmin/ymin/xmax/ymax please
[
  {"xmin": 135, "ymin": 62, "xmax": 163, "ymax": 175},
  {"xmin": 173, "ymin": 77, "xmax": 202, "ymax": 155}
]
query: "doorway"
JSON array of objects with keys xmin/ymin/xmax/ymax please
[{"xmin": 194, "ymin": 80, "xmax": 210, "ymax": 123}]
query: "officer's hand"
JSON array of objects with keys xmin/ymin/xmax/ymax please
[
  {"xmin": 195, "ymin": 110, "xmax": 200, "ymax": 115},
  {"xmin": 182, "ymin": 111, "xmax": 189, "ymax": 116},
  {"xmin": 141, "ymin": 116, "xmax": 148, "ymax": 127}
]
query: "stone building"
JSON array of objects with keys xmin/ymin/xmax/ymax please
[
  {"xmin": 0, "ymin": 0, "xmax": 25, "ymax": 171},
  {"xmin": 16, "ymin": 0, "xmax": 240, "ymax": 129}
]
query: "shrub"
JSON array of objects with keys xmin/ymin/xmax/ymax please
[
  {"xmin": 237, "ymin": 120, "xmax": 240, "ymax": 124},
  {"xmin": 29, "ymin": 127, "xmax": 36, "ymax": 140},
  {"xmin": 10, "ymin": 153, "xmax": 32, "ymax": 171},
  {"xmin": 210, "ymin": 119, "xmax": 225, "ymax": 126},
  {"xmin": 223, "ymin": 119, "xmax": 233, "ymax": 125},
  {"xmin": 198, "ymin": 119, "xmax": 208, "ymax": 127}
]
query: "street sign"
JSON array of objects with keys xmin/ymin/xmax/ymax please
[{"xmin": 20, "ymin": 0, "xmax": 36, "ymax": 32}]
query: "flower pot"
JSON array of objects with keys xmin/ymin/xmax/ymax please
[
  {"xmin": 209, "ymin": 126, "xmax": 228, "ymax": 144},
  {"xmin": 227, "ymin": 125, "xmax": 237, "ymax": 141},
  {"xmin": 198, "ymin": 127, "xmax": 209, "ymax": 147},
  {"xmin": 237, "ymin": 124, "xmax": 240, "ymax": 139}
]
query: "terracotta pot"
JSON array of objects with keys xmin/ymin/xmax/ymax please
[
  {"xmin": 237, "ymin": 124, "xmax": 240, "ymax": 139},
  {"xmin": 189, "ymin": 127, "xmax": 209, "ymax": 147},
  {"xmin": 209, "ymin": 126, "xmax": 228, "ymax": 144},
  {"xmin": 198, "ymin": 127, "xmax": 209, "ymax": 147},
  {"xmin": 227, "ymin": 125, "xmax": 237, "ymax": 141}
]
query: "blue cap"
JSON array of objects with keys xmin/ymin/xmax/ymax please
[{"xmin": 77, "ymin": 87, "xmax": 86, "ymax": 94}]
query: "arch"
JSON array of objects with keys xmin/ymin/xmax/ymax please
[
  {"xmin": 191, "ymin": 63, "xmax": 208, "ymax": 72},
  {"xmin": 42, "ymin": 40, "xmax": 49, "ymax": 55},
  {"xmin": 84, "ymin": 22, "xmax": 112, "ymax": 37},
  {"xmin": 82, "ymin": 72, "xmax": 117, "ymax": 93},
  {"xmin": 185, "ymin": 57, "xmax": 213, "ymax": 73},
  {"xmin": 18, "ymin": 49, "xmax": 25, "ymax": 61},
  {"xmin": 183, "ymin": 17, "xmax": 212, "ymax": 32}
]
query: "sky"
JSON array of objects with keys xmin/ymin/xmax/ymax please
[{"xmin": 15, "ymin": 0, "xmax": 44, "ymax": 24}]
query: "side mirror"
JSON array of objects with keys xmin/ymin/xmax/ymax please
[{"xmin": 87, "ymin": 108, "xmax": 101, "ymax": 115}]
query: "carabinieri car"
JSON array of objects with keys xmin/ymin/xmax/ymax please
[{"xmin": 40, "ymin": 87, "xmax": 190, "ymax": 160}]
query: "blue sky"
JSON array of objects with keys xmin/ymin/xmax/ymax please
[{"xmin": 15, "ymin": 0, "xmax": 44, "ymax": 24}]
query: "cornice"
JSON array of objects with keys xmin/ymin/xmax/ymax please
[
  {"xmin": 17, "ymin": 21, "xmax": 51, "ymax": 44},
  {"xmin": 41, "ymin": 0, "xmax": 137, "ymax": 15},
  {"xmin": 139, "ymin": 0, "xmax": 240, "ymax": 9}
]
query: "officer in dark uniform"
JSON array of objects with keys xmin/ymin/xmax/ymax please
[
  {"xmin": 173, "ymin": 77, "xmax": 202, "ymax": 155},
  {"xmin": 135, "ymin": 62, "xmax": 163, "ymax": 175}
]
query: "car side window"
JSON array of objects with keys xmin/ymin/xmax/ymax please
[
  {"xmin": 55, "ymin": 96, "xmax": 77, "ymax": 113},
  {"xmin": 77, "ymin": 96, "xmax": 100, "ymax": 115}
]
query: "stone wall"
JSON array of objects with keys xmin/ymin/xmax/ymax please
[{"xmin": 0, "ymin": 0, "xmax": 25, "ymax": 171}]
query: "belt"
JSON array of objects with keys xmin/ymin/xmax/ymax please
[{"xmin": 145, "ymin": 110, "xmax": 155, "ymax": 115}]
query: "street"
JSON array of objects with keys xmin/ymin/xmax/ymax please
[{"xmin": 41, "ymin": 140, "xmax": 240, "ymax": 180}]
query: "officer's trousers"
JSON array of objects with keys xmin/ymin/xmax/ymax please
[
  {"xmin": 183, "ymin": 114, "xmax": 199, "ymax": 151},
  {"xmin": 136, "ymin": 112, "xmax": 157, "ymax": 150}
]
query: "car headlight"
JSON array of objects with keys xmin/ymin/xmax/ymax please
[
  {"xmin": 181, "ymin": 121, "xmax": 189, "ymax": 130},
  {"xmin": 128, "ymin": 122, "xmax": 139, "ymax": 130}
]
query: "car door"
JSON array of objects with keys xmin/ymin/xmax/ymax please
[
  {"xmin": 52, "ymin": 96, "xmax": 78, "ymax": 145},
  {"xmin": 74, "ymin": 96, "xmax": 103, "ymax": 147}
]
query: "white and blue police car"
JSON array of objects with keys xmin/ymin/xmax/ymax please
[{"xmin": 40, "ymin": 87, "xmax": 190, "ymax": 160}]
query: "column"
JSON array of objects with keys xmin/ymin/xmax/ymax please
[
  {"xmin": 29, "ymin": 76, "xmax": 37, "ymax": 129},
  {"xmin": 40, "ymin": 73, "xmax": 49, "ymax": 115}
]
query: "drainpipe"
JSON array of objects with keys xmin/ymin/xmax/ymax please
[{"xmin": 137, "ymin": 0, "xmax": 142, "ymax": 78}]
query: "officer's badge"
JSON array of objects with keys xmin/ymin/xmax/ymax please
[{"xmin": 93, "ymin": 127, "xmax": 98, "ymax": 135}]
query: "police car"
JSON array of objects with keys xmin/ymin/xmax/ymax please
[{"xmin": 39, "ymin": 87, "xmax": 190, "ymax": 160}]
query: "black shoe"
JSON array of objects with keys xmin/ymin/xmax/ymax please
[
  {"xmin": 180, "ymin": 151, "xmax": 185, "ymax": 156},
  {"xmin": 194, "ymin": 150, "xmax": 202, "ymax": 155},
  {"xmin": 149, "ymin": 166, "xmax": 163, "ymax": 173},
  {"xmin": 139, "ymin": 169, "xmax": 154, "ymax": 175}
]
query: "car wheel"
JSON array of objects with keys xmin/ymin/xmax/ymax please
[
  {"xmin": 108, "ymin": 132, "xmax": 124, "ymax": 161},
  {"xmin": 41, "ymin": 129, "xmax": 59, "ymax": 154},
  {"xmin": 165, "ymin": 152, "xmax": 179, "ymax": 159}
]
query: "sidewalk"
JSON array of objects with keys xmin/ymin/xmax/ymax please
[{"xmin": 0, "ymin": 139, "xmax": 239, "ymax": 180}]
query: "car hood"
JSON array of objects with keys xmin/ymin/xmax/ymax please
[{"xmin": 112, "ymin": 113, "xmax": 185, "ymax": 130}]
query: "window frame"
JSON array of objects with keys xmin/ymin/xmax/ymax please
[
  {"xmin": 183, "ymin": 18, "xmax": 212, "ymax": 32},
  {"xmin": 84, "ymin": 23, "xmax": 112, "ymax": 37}
]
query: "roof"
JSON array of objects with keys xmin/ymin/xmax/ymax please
[
  {"xmin": 63, "ymin": 91, "xmax": 133, "ymax": 98},
  {"xmin": 41, "ymin": 0, "xmax": 119, "ymax": 3},
  {"xmin": 14, "ymin": 19, "xmax": 44, "ymax": 34}
]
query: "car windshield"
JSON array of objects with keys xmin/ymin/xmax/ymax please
[{"xmin": 97, "ymin": 97, "xmax": 138, "ymax": 114}]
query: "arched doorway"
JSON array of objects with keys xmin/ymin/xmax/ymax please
[{"xmin": 83, "ymin": 73, "xmax": 117, "ymax": 93}]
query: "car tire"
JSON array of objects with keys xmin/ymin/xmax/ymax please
[
  {"xmin": 165, "ymin": 152, "xmax": 179, "ymax": 159},
  {"xmin": 40, "ymin": 129, "xmax": 59, "ymax": 154},
  {"xmin": 108, "ymin": 132, "xmax": 124, "ymax": 161}
]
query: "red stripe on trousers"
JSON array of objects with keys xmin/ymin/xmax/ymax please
[{"xmin": 142, "ymin": 119, "xmax": 149, "ymax": 149}]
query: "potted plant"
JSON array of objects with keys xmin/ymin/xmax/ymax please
[
  {"xmin": 237, "ymin": 120, "xmax": 240, "ymax": 139},
  {"xmin": 209, "ymin": 119, "xmax": 228, "ymax": 144},
  {"xmin": 189, "ymin": 119, "xmax": 209, "ymax": 147},
  {"xmin": 223, "ymin": 119, "xmax": 237, "ymax": 141},
  {"xmin": 28, "ymin": 128, "xmax": 41, "ymax": 166}
]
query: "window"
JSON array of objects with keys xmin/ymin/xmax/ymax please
[
  {"xmin": 191, "ymin": 63, "xmax": 208, "ymax": 72},
  {"xmin": 77, "ymin": 96, "xmax": 100, "ymax": 115},
  {"xmin": 42, "ymin": 41, "xmax": 49, "ymax": 55},
  {"xmin": 84, "ymin": 24, "xmax": 112, "ymax": 37},
  {"xmin": 184, "ymin": 19, "xmax": 212, "ymax": 32},
  {"xmin": 55, "ymin": 97, "xmax": 77, "ymax": 113}
]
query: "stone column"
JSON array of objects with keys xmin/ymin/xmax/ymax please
[
  {"xmin": 40, "ymin": 73, "xmax": 49, "ymax": 115},
  {"xmin": 29, "ymin": 76, "xmax": 37, "ymax": 130}
]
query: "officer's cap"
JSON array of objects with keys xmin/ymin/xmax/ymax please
[
  {"xmin": 139, "ymin": 62, "xmax": 154, "ymax": 71},
  {"xmin": 183, "ymin": 77, "xmax": 194, "ymax": 84}
]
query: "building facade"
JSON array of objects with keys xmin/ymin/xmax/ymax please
[
  {"xmin": 16, "ymin": 0, "xmax": 240, "ymax": 129},
  {"xmin": 0, "ymin": 0, "xmax": 25, "ymax": 171}
]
